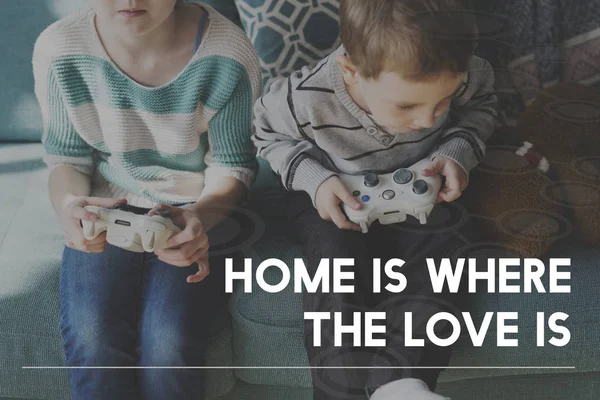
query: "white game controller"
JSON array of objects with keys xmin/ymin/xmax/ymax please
[
  {"xmin": 82, "ymin": 205, "xmax": 181, "ymax": 253},
  {"xmin": 338, "ymin": 159, "xmax": 443, "ymax": 233}
]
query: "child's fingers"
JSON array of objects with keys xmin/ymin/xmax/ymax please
[
  {"xmin": 158, "ymin": 244, "xmax": 209, "ymax": 268},
  {"xmin": 87, "ymin": 197, "xmax": 128, "ymax": 208},
  {"xmin": 329, "ymin": 205, "xmax": 361, "ymax": 231},
  {"xmin": 439, "ymin": 187, "xmax": 461, "ymax": 203},
  {"xmin": 422, "ymin": 158, "xmax": 444, "ymax": 177},
  {"xmin": 86, "ymin": 232, "xmax": 107, "ymax": 246},
  {"xmin": 85, "ymin": 242, "xmax": 106, "ymax": 253},
  {"xmin": 334, "ymin": 184, "xmax": 361, "ymax": 211},
  {"xmin": 158, "ymin": 236, "xmax": 209, "ymax": 262},
  {"xmin": 187, "ymin": 263, "xmax": 211, "ymax": 284},
  {"xmin": 71, "ymin": 207, "xmax": 98, "ymax": 222},
  {"xmin": 148, "ymin": 204, "xmax": 179, "ymax": 217},
  {"xmin": 165, "ymin": 221, "xmax": 205, "ymax": 248}
]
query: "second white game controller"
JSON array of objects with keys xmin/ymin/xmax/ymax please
[
  {"xmin": 82, "ymin": 205, "xmax": 181, "ymax": 253},
  {"xmin": 338, "ymin": 159, "xmax": 443, "ymax": 233}
]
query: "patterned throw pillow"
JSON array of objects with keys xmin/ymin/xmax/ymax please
[{"xmin": 234, "ymin": 0, "xmax": 341, "ymax": 89}]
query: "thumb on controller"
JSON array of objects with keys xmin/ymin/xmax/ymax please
[
  {"xmin": 422, "ymin": 158, "xmax": 445, "ymax": 177},
  {"xmin": 335, "ymin": 185, "xmax": 362, "ymax": 210},
  {"xmin": 74, "ymin": 197, "xmax": 127, "ymax": 222}
]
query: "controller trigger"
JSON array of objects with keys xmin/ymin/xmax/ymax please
[
  {"xmin": 147, "ymin": 230, "xmax": 155, "ymax": 250},
  {"xmin": 360, "ymin": 222, "xmax": 369, "ymax": 233}
]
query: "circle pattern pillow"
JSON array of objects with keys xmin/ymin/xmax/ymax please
[{"xmin": 234, "ymin": 0, "xmax": 341, "ymax": 89}]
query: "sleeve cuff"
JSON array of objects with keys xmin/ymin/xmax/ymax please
[
  {"xmin": 430, "ymin": 136, "xmax": 481, "ymax": 176},
  {"xmin": 289, "ymin": 157, "xmax": 337, "ymax": 205},
  {"xmin": 204, "ymin": 165, "xmax": 257, "ymax": 191}
]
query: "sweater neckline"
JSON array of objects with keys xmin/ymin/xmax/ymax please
[{"xmin": 87, "ymin": 3, "xmax": 213, "ymax": 91}]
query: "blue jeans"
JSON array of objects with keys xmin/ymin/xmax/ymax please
[{"xmin": 59, "ymin": 210, "xmax": 255, "ymax": 400}]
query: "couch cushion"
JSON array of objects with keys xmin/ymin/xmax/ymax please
[
  {"xmin": 231, "ymin": 158, "xmax": 311, "ymax": 387},
  {"xmin": 0, "ymin": 143, "xmax": 236, "ymax": 399},
  {"xmin": 229, "ymin": 224, "xmax": 311, "ymax": 387},
  {"xmin": 437, "ymin": 371, "xmax": 600, "ymax": 400},
  {"xmin": 234, "ymin": 0, "xmax": 341, "ymax": 88},
  {"xmin": 439, "ymin": 241, "xmax": 600, "ymax": 383},
  {"xmin": 215, "ymin": 381, "xmax": 312, "ymax": 400}
]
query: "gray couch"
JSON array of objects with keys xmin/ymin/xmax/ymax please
[{"xmin": 1, "ymin": 1, "xmax": 600, "ymax": 399}]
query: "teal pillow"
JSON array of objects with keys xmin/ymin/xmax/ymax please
[{"xmin": 234, "ymin": 0, "xmax": 341, "ymax": 88}]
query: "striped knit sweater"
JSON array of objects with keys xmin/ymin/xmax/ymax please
[{"xmin": 33, "ymin": 4, "xmax": 261, "ymax": 208}]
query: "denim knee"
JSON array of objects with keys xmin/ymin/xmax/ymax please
[
  {"xmin": 139, "ymin": 320, "xmax": 208, "ymax": 367},
  {"xmin": 61, "ymin": 303, "xmax": 137, "ymax": 366}
]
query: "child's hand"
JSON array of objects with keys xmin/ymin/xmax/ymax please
[
  {"xmin": 315, "ymin": 176, "xmax": 362, "ymax": 231},
  {"xmin": 149, "ymin": 204, "xmax": 210, "ymax": 284},
  {"xmin": 60, "ymin": 196, "xmax": 128, "ymax": 253},
  {"xmin": 422, "ymin": 157, "xmax": 468, "ymax": 203}
]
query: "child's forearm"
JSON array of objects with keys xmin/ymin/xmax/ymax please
[
  {"xmin": 187, "ymin": 176, "xmax": 247, "ymax": 232},
  {"xmin": 48, "ymin": 165, "xmax": 92, "ymax": 218}
]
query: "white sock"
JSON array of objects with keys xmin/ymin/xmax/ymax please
[{"xmin": 370, "ymin": 378, "xmax": 451, "ymax": 400}]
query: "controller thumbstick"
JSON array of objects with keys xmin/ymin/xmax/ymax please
[
  {"xmin": 393, "ymin": 169, "xmax": 413, "ymax": 185},
  {"xmin": 364, "ymin": 173, "xmax": 379, "ymax": 188},
  {"xmin": 413, "ymin": 179, "xmax": 428, "ymax": 195}
]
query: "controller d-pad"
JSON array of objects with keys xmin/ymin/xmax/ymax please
[
  {"xmin": 382, "ymin": 190, "xmax": 396, "ymax": 200},
  {"xmin": 364, "ymin": 173, "xmax": 379, "ymax": 188},
  {"xmin": 413, "ymin": 180, "xmax": 428, "ymax": 195},
  {"xmin": 393, "ymin": 169, "xmax": 413, "ymax": 184}
]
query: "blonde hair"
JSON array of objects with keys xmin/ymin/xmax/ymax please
[{"xmin": 339, "ymin": 0, "xmax": 478, "ymax": 80}]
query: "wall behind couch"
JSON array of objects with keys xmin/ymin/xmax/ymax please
[{"xmin": 0, "ymin": 0, "xmax": 85, "ymax": 142}]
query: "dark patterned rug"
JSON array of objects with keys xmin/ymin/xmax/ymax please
[{"xmin": 470, "ymin": 0, "xmax": 600, "ymax": 123}]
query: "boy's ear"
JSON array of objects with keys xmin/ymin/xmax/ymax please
[{"xmin": 336, "ymin": 54, "xmax": 360, "ymax": 85}]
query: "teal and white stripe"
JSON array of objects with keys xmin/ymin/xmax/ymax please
[{"xmin": 33, "ymin": 4, "xmax": 261, "ymax": 207}]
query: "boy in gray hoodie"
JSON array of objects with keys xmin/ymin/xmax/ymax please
[{"xmin": 253, "ymin": 1, "xmax": 497, "ymax": 399}]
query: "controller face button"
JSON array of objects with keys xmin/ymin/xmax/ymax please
[
  {"xmin": 382, "ymin": 190, "xmax": 396, "ymax": 200},
  {"xmin": 413, "ymin": 179, "xmax": 429, "ymax": 195},
  {"xmin": 362, "ymin": 195, "xmax": 371, "ymax": 202},
  {"xmin": 353, "ymin": 190, "xmax": 361, "ymax": 197},
  {"xmin": 393, "ymin": 169, "xmax": 413, "ymax": 184},
  {"xmin": 364, "ymin": 173, "xmax": 379, "ymax": 188}
]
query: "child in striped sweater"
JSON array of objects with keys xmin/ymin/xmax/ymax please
[{"xmin": 33, "ymin": 1, "xmax": 260, "ymax": 399}]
